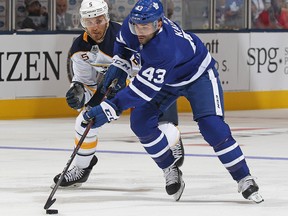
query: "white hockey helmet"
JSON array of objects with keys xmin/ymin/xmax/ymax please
[{"xmin": 80, "ymin": 0, "xmax": 109, "ymax": 27}]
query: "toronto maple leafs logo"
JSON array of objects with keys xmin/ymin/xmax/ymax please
[{"xmin": 153, "ymin": 2, "xmax": 159, "ymax": 10}]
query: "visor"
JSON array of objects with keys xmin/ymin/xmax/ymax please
[
  {"xmin": 81, "ymin": 16, "xmax": 108, "ymax": 28},
  {"xmin": 129, "ymin": 20, "xmax": 159, "ymax": 35}
]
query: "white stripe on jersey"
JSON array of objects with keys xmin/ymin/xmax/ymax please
[
  {"xmin": 166, "ymin": 52, "xmax": 212, "ymax": 87},
  {"xmin": 116, "ymin": 31, "xmax": 126, "ymax": 45},
  {"xmin": 129, "ymin": 81, "xmax": 152, "ymax": 101},
  {"xmin": 208, "ymin": 68, "xmax": 223, "ymax": 116},
  {"xmin": 136, "ymin": 74, "xmax": 161, "ymax": 91},
  {"xmin": 182, "ymin": 29, "xmax": 196, "ymax": 52}
]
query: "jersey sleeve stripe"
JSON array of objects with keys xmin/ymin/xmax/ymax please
[
  {"xmin": 129, "ymin": 82, "xmax": 152, "ymax": 101},
  {"xmin": 136, "ymin": 74, "xmax": 161, "ymax": 91}
]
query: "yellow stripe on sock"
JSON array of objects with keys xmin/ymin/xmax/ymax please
[{"xmin": 74, "ymin": 138, "xmax": 98, "ymax": 149}]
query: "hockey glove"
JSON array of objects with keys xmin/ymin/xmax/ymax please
[
  {"xmin": 102, "ymin": 55, "xmax": 130, "ymax": 98},
  {"xmin": 82, "ymin": 99, "xmax": 120, "ymax": 128},
  {"xmin": 66, "ymin": 82, "xmax": 85, "ymax": 109}
]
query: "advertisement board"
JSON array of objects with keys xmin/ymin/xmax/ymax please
[
  {"xmin": 249, "ymin": 32, "xmax": 288, "ymax": 91},
  {"xmin": 198, "ymin": 33, "xmax": 250, "ymax": 91},
  {"xmin": 0, "ymin": 31, "xmax": 288, "ymax": 118},
  {"xmin": 1, "ymin": 32, "xmax": 288, "ymax": 96},
  {"xmin": 0, "ymin": 34, "xmax": 75, "ymax": 99}
]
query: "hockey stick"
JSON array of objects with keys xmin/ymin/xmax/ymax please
[{"xmin": 44, "ymin": 78, "xmax": 118, "ymax": 210}]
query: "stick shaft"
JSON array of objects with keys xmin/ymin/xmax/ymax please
[
  {"xmin": 44, "ymin": 120, "xmax": 93, "ymax": 209},
  {"xmin": 44, "ymin": 79, "xmax": 118, "ymax": 210}
]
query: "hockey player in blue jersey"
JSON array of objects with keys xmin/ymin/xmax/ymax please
[
  {"xmin": 53, "ymin": 0, "xmax": 182, "ymax": 188},
  {"xmin": 81, "ymin": 0, "xmax": 264, "ymax": 203}
]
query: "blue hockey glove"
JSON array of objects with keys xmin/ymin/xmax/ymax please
[
  {"xmin": 82, "ymin": 100, "xmax": 120, "ymax": 128},
  {"xmin": 102, "ymin": 55, "xmax": 130, "ymax": 98},
  {"xmin": 66, "ymin": 82, "xmax": 85, "ymax": 109}
]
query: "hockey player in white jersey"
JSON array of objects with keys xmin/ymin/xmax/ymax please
[
  {"xmin": 53, "ymin": 0, "xmax": 183, "ymax": 188},
  {"xmin": 80, "ymin": 0, "xmax": 264, "ymax": 203},
  {"xmin": 52, "ymin": 0, "xmax": 121, "ymax": 187}
]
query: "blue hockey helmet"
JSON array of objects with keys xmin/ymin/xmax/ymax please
[
  {"xmin": 129, "ymin": 0, "xmax": 164, "ymax": 35},
  {"xmin": 129, "ymin": 0, "xmax": 164, "ymax": 24}
]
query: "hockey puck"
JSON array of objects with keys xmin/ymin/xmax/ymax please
[{"xmin": 46, "ymin": 209, "xmax": 58, "ymax": 214}]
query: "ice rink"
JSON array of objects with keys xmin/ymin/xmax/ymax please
[{"xmin": 1, "ymin": 109, "xmax": 288, "ymax": 216}]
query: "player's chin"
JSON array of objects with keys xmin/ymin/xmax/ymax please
[
  {"xmin": 91, "ymin": 33, "xmax": 103, "ymax": 41},
  {"xmin": 137, "ymin": 35, "xmax": 147, "ymax": 44}
]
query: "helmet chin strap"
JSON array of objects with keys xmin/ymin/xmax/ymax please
[{"xmin": 85, "ymin": 21, "xmax": 110, "ymax": 43}]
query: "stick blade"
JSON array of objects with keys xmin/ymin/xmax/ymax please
[{"xmin": 44, "ymin": 198, "xmax": 56, "ymax": 210}]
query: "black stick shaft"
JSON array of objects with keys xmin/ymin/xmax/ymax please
[
  {"xmin": 44, "ymin": 120, "xmax": 93, "ymax": 209},
  {"xmin": 44, "ymin": 79, "xmax": 118, "ymax": 210}
]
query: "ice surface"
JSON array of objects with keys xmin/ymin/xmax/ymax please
[{"xmin": 1, "ymin": 109, "xmax": 288, "ymax": 216}]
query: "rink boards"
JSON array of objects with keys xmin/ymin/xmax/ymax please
[{"xmin": 0, "ymin": 32, "xmax": 288, "ymax": 119}]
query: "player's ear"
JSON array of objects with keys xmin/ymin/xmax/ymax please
[{"xmin": 157, "ymin": 20, "xmax": 162, "ymax": 29}]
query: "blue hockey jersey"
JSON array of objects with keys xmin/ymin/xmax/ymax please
[{"xmin": 111, "ymin": 17, "xmax": 216, "ymax": 111}]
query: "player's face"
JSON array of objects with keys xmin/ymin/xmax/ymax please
[
  {"xmin": 134, "ymin": 23, "xmax": 156, "ymax": 35},
  {"xmin": 84, "ymin": 15, "xmax": 108, "ymax": 42},
  {"xmin": 137, "ymin": 32, "xmax": 156, "ymax": 45},
  {"xmin": 134, "ymin": 21, "xmax": 162, "ymax": 45}
]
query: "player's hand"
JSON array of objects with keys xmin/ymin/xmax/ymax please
[
  {"xmin": 102, "ymin": 65, "xmax": 128, "ymax": 98},
  {"xmin": 66, "ymin": 82, "xmax": 85, "ymax": 109},
  {"xmin": 102, "ymin": 56, "xmax": 129, "ymax": 98},
  {"xmin": 82, "ymin": 100, "xmax": 120, "ymax": 128}
]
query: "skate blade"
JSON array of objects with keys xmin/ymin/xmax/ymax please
[
  {"xmin": 248, "ymin": 192, "xmax": 264, "ymax": 204},
  {"xmin": 173, "ymin": 181, "xmax": 185, "ymax": 201},
  {"xmin": 50, "ymin": 183, "xmax": 82, "ymax": 189}
]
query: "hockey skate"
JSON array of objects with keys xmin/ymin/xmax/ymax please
[
  {"xmin": 238, "ymin": 175, "xmax": 264, "ymax": 203},
  {"xmin": 53, "ymin": 155, "xmax": 98, "ymax": 188},
  {"xmin": 163, "ymin": 164, "xmax": 185, "ymax": 201},
  {"xmin": 170, "ymin": 137, "xmax": 185, "ymax": 167}
]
